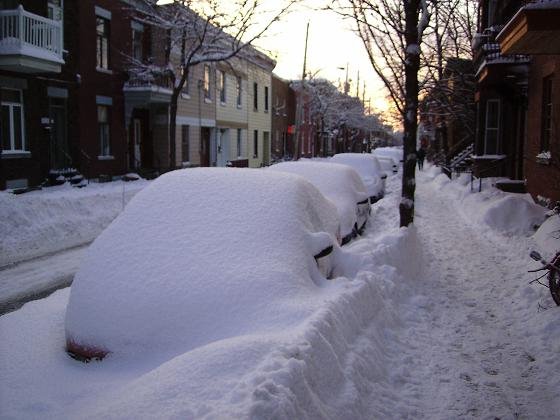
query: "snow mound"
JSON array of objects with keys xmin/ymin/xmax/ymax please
[
  {"xmin": 533, "ymin": 214, "xmax": 560, "ymax": 258},
  {"xmin": 65, "ymin": 168, "xmax": 340, "ymax": 359},
  {"xmin": 423, "ymin": 170, "xmax": 546, "ymax": 237},
  {"xmin": 482, "ymin": 195, "xmax": 547, "ymax": 235},
  {"xmin": 0, "ymin": 181, "xmax": 147, "ymax": 266}
]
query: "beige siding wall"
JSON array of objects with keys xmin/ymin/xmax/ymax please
[
  {"xmin": 247, "ymin": 62, "xmax": 273, "ymax": 167},
  {"xmin": 174, "ymin": 63, "xmax": 216, "ymax": 166}
]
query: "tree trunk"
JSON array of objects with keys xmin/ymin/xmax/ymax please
[
  {"xmin": 169, "ymin": 89, "xmax": 180, "ymax": 170},
  {"xmin": 400, "ymin": 0, "xmax": 421, "ymax": 227}
]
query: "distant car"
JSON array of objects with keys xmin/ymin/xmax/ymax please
[
  {"xmin": 269, "ymin": 161, "xmax": 370, "ymax": 244},
  {"xmin": 331, "ymin": 153, "xmax": 387, "ymax": 202},
  {"xmin": 373, "ymin": 154, "xmax": 398, "ymax": 174},
  {"xmin": 64, "ymin": 168, "xmax": 341, "ymax": 361},
  {"xmin": 372, "ymin": 147, "xmax": 403, "ymax": 164}
]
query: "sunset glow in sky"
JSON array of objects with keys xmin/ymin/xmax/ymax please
[{"xmin": 254, "ymin": 1, "xmax": 391, "ymax": 117}]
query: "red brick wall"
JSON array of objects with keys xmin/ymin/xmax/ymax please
[{"xmin": 525, "ymin": 56, "xmax": 560, "ymax": 205}]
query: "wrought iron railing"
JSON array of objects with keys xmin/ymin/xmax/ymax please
[
  {"xmin": 124, "ymin": 73, "xmax": 174, "ymax": 90},
  {"xmin": 473, "ymin": 26, "xmax": 530, "ymax": 75}
]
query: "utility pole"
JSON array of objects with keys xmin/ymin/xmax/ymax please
[
  {"xmin": 294, "ymin": 21, "xmax": 309, "ymax": 160},
  {"xmin": 356, "ymin": 70, "xmax": 360, "ymax": 97}
]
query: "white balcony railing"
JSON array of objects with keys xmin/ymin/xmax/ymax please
[{"xmin": 0, "ymin": 5, "xmax": 63, "ymax": 63}]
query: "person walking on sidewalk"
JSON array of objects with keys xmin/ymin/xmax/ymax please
[{"xmin": 417, "ymin": 147, "xmax": 426, "ymax": 170}]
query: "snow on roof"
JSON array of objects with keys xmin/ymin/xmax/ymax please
[
  {"xmin": 525, "ymin": 0, "xmax": 560, "ymax": 9},
  {"xmin": 268, "ymin": 161, "xmax": 368, "ymax": 239},
  {"xmin": 64, "ymin": 168, "xmax": 340, "ymax": 358}
]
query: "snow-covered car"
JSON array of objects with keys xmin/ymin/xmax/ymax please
[
  {"xmin": 269, "ymin": 161, "xmax": 370, "ymax": 245},
  {"xmin": 331, "ymin": 153, "xmax": 386, "ymax": 202},
  {"xmin": 64, "ymin": 168, "xmax": 340, "ymax": 361},
  {"xmin": 372, "ymin": 147, "xmax": 403, "ymax": 164},
  {"xmin": 372, "ymin": 154, "xmax": 398, "ymax": 174}
]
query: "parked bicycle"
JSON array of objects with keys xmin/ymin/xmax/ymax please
[{"xmin": 529, "ymin": 202, "xmax": 560, "ymax": 306}]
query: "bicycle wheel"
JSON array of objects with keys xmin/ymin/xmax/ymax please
[{"xmin": 548, "ymin": 255, "xmax": 560, "ymax": 306}]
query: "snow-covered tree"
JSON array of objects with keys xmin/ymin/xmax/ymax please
[{"xmin": 127, "ymin": 0, "xmax": 295, "ymax": 169}]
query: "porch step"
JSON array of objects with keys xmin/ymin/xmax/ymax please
[
  {"xmin": 46, "ymin": 169, "xmax": 86, "ymax": 187},
  {"xmin": 495, "ymin": 180, "xmax": 526, "ymax": 194}
]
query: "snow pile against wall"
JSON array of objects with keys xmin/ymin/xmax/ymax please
[
  {"xmin": 0, "ymin": 181, "xmax": 148, "ymax": 266},
  {"xmin": 424, "ymin": 167, "xmax": 546, "ymax": 236}
]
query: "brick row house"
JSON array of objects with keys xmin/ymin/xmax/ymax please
[
  {"xmin": 496, "ymin": 0, "xmax": 560, "ymax": 204},
  {"xmin": 0, "ymin": 0, "xmax": 133, "ymax": 189},
  {"xmin": 0, "ymin": 0, "xmax": 279, "ymax": 190},
  {"xmin": 471, "ymin": 0, "xmax": 560, "ymax": 204},
  {"xmin": 271, "ymin": 74, "xmax": 296, "ymax": 161}
]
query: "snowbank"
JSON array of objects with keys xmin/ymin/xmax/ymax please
[
  {"xmin": 0, "ymin": 180, "xmax": 148, "ymax": 266},
  {"xmin": 423, "ymin": 165, "xmax": 546, "ymax": 236}
]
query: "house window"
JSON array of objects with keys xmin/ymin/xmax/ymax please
[
  {"xmin": 236, "ymin": 76, "xmax": 242, "ymax": 107},
  {"xmin": 237, "ymin": 128, "xmax": 242, "ymax": 157},
  {"xmin": 181, "ymin": 66, "xmax": 190, "ymax": 96},
  {"xmin": 96, "ymin": 17, "xmax": 110, "ymax": 69},
  {"xmin": 484, "ymin": 99, "xmax": 500, "ymax": 155},
  {"xmin": 1, "ymin": 89, "xmax": 25, "ymax": 153},
  {"xmin": 203, "ymin": 65, "xmax": 211, "ymax": 99},
  {"xmin": 541, "ymin": 76, "xmax": 553, "ymax": 152},
  {"xmin": 253, "ymin": 82, "xmax": 258, "ymax": 110},
  {"xmin": 181, "ymin": 125, "xmax": 190, "ymax": 163},
  {"xmin": 264, "ymin": 86, "xmax": 269, "ymax": 112},
  {"xmin": 253, "ymin": 129, "xmax": 258, "ymax": 157},
  {"xmin": 218, "ymin": 70, "xmax": 226, "ymax": 103},
  {"xmin": 131, "ymin": 24, "xmax": 143, "ymax": 62},
  {"xmin": 98, "ymin": 105, "xmax": 111, "ymax": 156}
]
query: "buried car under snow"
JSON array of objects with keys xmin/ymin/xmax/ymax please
[
  {"xmin": 331, "ymin": 153, "xmax": 387, "ymax": 202},
  {"xmin": 65, "ymin": 168, "xmax": 341, "ymax": 361},
  {"xmin": 268, "ymin": 161, "xmax": 370, "ymax": 245}
]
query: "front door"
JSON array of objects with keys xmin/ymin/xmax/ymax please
[
  {"xmin": 200, "ymin": 127, "xmax": 211, "ymax": 167},
  {"xmin": 217, "ymin": 128, "xmax": 229, "ymax": 167},
  {"xmin": 132, "ymin": 118, "xmax": 142, "ymax": 169},
  {"xmin": 263, "ymin": 131, "xmax": 270, "ymax": 166},
  {"xmin": 49, "ymin": 98, "xmax": 69, "ymax": 170}
]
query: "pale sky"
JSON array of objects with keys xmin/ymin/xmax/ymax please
[{"xmin": 253, "ymin": 1, "xmax": 391, "ymax": 117}]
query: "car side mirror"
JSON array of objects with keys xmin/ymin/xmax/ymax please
[
  {"xmin": 314, "ymin": 245, "xmax": 333, "ymax": 260},
  {"xmin": 530, "ymin": 250, "xmax": 542, "ymax": 262}
]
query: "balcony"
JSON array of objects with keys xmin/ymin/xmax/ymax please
[
  {"xmin": 124, "ymin": 73, "xmax": 174, "ymax": 121},
  {"xmin": 0, "ymin": 6, "xmax": 64, "ymax": 73},
  {"xmin": 473, "ymin": 26, "xmax": 529, "ymax": 84},
  {"xmin": 124, "ymin": 73, "xmax": 174, "ymax": 104},
  {"xmin": 497, "ymin": 3, "xmax": 560, "ymax": 55}
]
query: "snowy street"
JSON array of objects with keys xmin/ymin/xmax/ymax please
[
  {"xmin": 1, "ymin": 166, "xmax": 559, "ymax": 419},
  {"xmin": 0, "ymin": 245, "xmax": 86, "ymax": 315}
]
